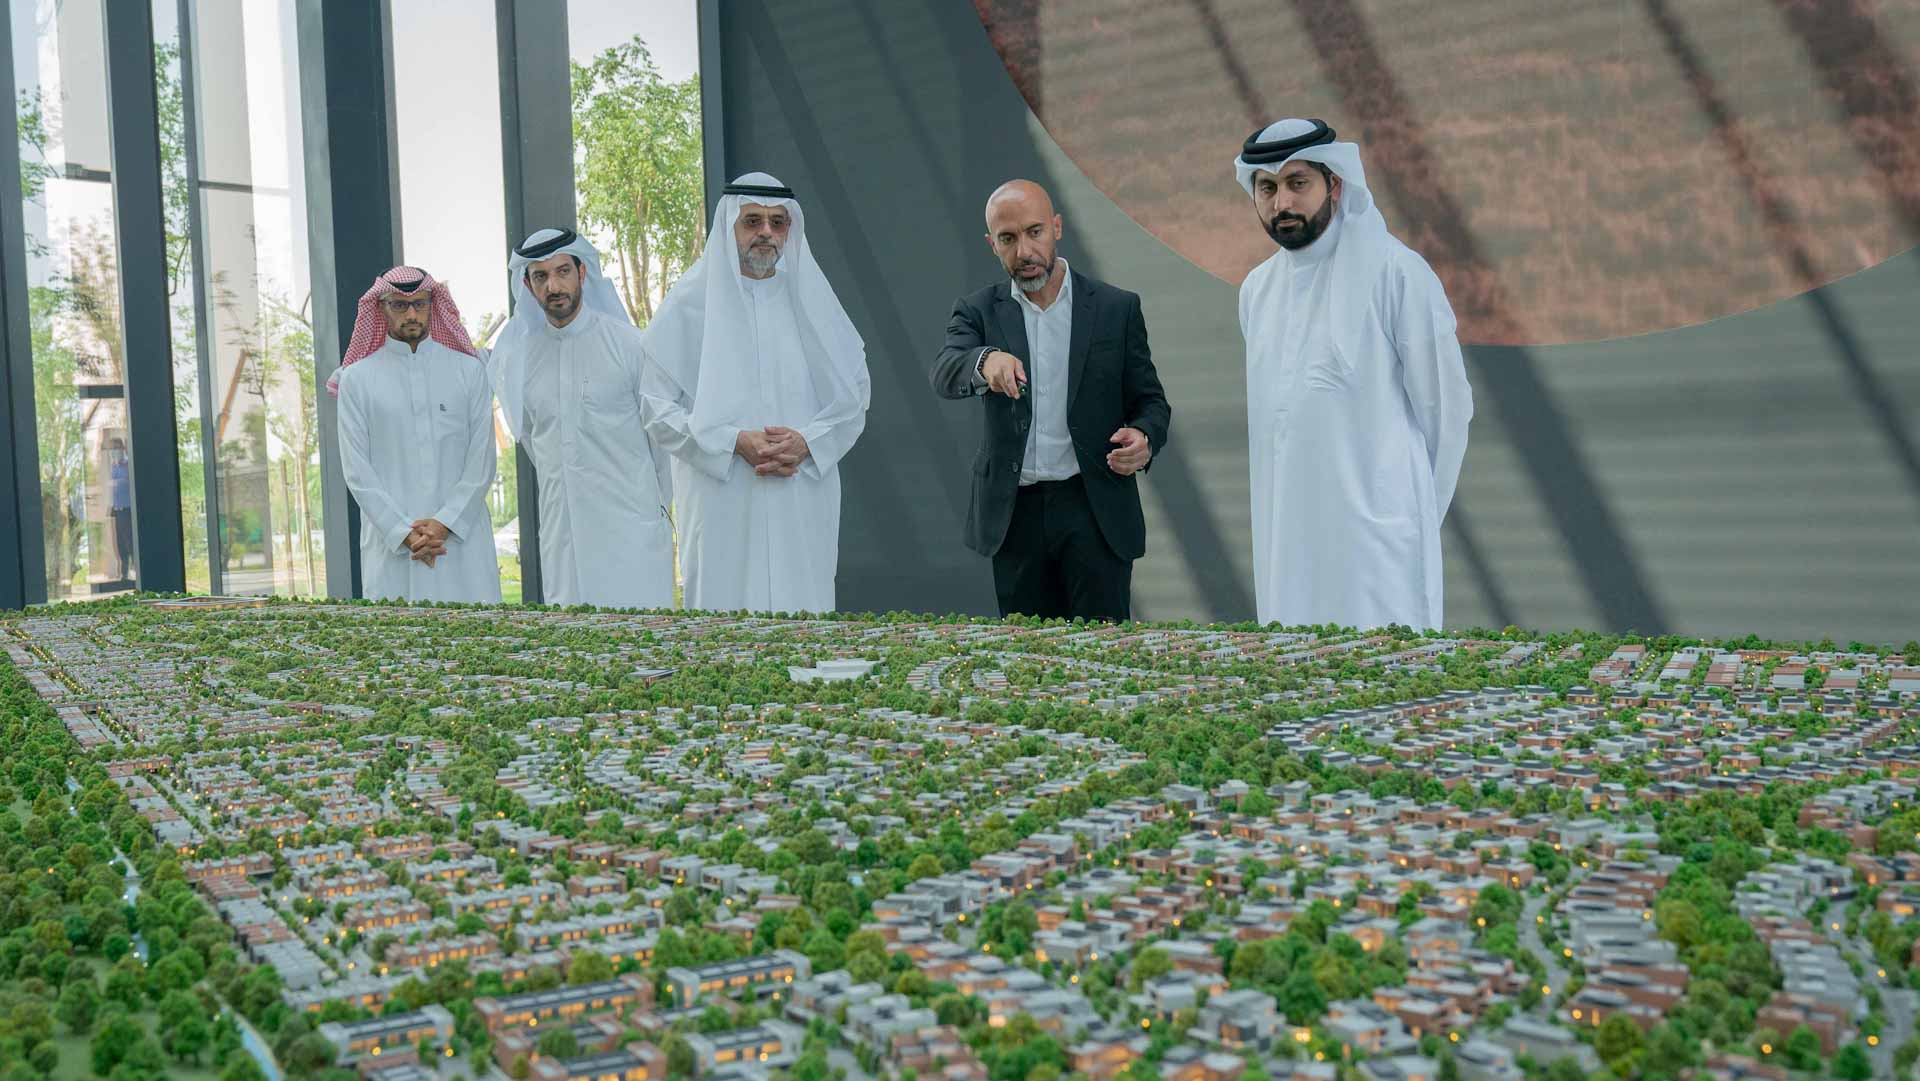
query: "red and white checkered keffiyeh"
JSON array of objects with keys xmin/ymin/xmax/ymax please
[{"xmin": 325, "ymin": 266, "xmax": 479, "ymax": 397}]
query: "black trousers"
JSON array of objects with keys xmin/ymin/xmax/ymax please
[{"xmin": 992, "ymin": 477, "xmax": 1132, "ymax": 621}]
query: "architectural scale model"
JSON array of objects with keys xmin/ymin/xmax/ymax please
[{"xmin": 2, "ymin": 599, "xmax": 1917, "ymax": 1081}]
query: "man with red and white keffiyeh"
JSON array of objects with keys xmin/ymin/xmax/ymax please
[{"xmin": 331, "ymin": 266, "xmax": 501, "ymax": 603}]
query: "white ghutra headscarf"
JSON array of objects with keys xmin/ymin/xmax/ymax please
[
  {"xmin": 638, "ymin": 172, "xmax": 868, "ymax": 465},
  {"xmin": 1234, "ymin": 118, "xmax": 1394, "ymax": 362},
  {"xmin": 490, "ymin": 228, "xmax": 633, "ymax": 443}
]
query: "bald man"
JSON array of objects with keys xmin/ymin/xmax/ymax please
[{"xmin": 931, "ymin": 179, "xmax": 1171, "ymax": 621}]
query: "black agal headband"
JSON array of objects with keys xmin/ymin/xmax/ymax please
[
  {"xmin": 723, "ymin": 182, "xmax": 796, "ymax": 200},
  {"xmin": 1241, "ymin": 119, "xmax": 1336, "ymax": 165},
  {"xmin": 514, "ymin": 229, "xmax": 578, "ymax": 260}
]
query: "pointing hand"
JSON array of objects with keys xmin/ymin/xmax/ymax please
[{"xmin": 983, "ymin": 351, "xmax": 1028, "ymax": 399}]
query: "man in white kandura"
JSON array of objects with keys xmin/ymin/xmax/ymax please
[
  {"xmin": 491, "ymin": 229, "xmax": 675, "ymax": 609},
  {"xmin": 1235, "ymin": 118, "xmax": 1473, "ymax": 631},
  {"xmin": 640, "ymin": 173, "xmax": 869, "ymax": 613},
  {"xmin": 330, "ymin": 266, "xmax": 501, "ymax": 603}
]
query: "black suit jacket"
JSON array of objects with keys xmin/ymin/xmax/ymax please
[{"xmin": 930, "ymin": 269, "xmax": 1172, "ymax": 559}]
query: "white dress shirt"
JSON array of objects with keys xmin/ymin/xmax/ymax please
[{"xmin": 1011, "ymin": 259, "xmax": 1078, "ymax": 484}]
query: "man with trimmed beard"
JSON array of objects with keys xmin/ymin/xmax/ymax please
[
  {"xmin": 491, "ymin": 229, "xmax": 675, "ymax": 608},
  {"xmin": 640, "ymin": 173, "xmax": 870, "ymax": 614},
  {"xmin": 1236, "ymin": 118, "xmax": 1473, "ymax": 631},
  {"xmin": 931, "ymin": 179, "xmax": 1171, "ymax": 622},
  {"xmin": 331, "ymin": 266, "xmax": 500, "ymax": 603}
]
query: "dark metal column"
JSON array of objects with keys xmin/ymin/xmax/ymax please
[
  {"xmin": 102, "ymin": 0, "xmax": 187, "ymax": 593},
  {"xmin": 698, "ymin": 0, "xmax": 726, "ymax": 216},
  {"xmin": 297, "ymin": 0, "xmax": 401, "ymax": 600},
  {"xmin": 0, "ymin": 6, "xmax": 46, "ymax": 609},
  {"xmin": 496, "ymin": 0, "xmax": 575, "ymax": 606}
]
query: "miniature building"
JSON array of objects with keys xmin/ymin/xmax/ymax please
[
  {"xmin": 316, "ymin": 1005, "xmax": 453, "ymax": 1066},
  {"xmin": 665, "ymin": 950, "xmax": 811, "ymax": 1007},
  {"xmin": 474, "ymin": 973, "xmax": 656, "ymax": 1035}
]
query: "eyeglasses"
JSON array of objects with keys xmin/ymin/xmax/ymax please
[{"xmin": 383, "ymin": 297, "xmax": 431, "ymax": 313}]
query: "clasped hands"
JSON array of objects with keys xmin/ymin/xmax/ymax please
[
  {"xmin": 981, "ymin": 350, "xmax": 1151, "ymax": 477},
  {"xmin": 735, "ymin": 426, "xmax": 811, "ymax": 477},
  {"xmin": 405, "ymin": 518, "xmax": 450, "ymax": 568}
]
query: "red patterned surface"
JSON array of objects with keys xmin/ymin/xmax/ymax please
[{"xmin": 974, "ymin": 0, "xmax": 1920, "ymax": 345}]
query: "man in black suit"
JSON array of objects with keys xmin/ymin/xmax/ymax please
[{"xmin": 930, "ymin": 180, "xmax": 1171, "ymax": 621}]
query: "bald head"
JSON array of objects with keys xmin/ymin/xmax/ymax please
[
  {"xmin": 985, "ymin": 179, "xmax": 1055, "ymax": 228},
  {"xmin": 985, "ymin": 179, "xmax": 1063, "ymax": 298}
]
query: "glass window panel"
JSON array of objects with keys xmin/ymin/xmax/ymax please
[
  {"xmin": 567, "ymin": 1, "xmax": 704, "ymax": 326},
  {"xmin": 569, "ymin": 2, "xmax": 702, "ymax": 602},
  {"xmin": 180, "ymin": 0, "xmax": 321, "ymax": 596},
  {"xmin": 152, "ymin": 0, "xmax": 210, "ymax": 593},
  {"xmin": 12, "ymin": 0, "xmax": 135, "ymax": 599},
  {"xmin": 390, "ymin": 0, "xmax": 512, "ymax": 600}
]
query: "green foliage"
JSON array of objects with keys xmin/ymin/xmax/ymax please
[
  {"xmin": 1894, "ymin": 1037, "xmax": 1920, "ymax": 1073},
  {"xmin": 932, "ymin": 993, "xmax": 977, "ymax": 1028},
  {"xmin": 537, "ymin": 1026, "xmax": 581, "ymax": 1058},
  {"xmin": 1653, "ymin": 898, "xmax": 1701, "ymax": 951},
  {"xmin": 1595, "ymin": 1014, "xmax": 1643, "ymax": 1073},
  {"xmin": 980, "ymin": 1014, "xmax": 1065, "ymax": 1081},
  {"xmin": 1647, "ymin": 811, "xmax": 1783, "ymax": 1045},
  {"xmin": 571, "ymin": 39, "xmax": 703, "ymax": 327},
  {"xmin": 1276, "ymin": 968, "xmax": 1325, "ymax": 1022},
  {"xmin": 1782, "ymin": 1024, "xmax": 1824, "ymax": 1071},
  {"xmin": 568, "ymin": 951, "xmax": 615, "ymax": 985},
  {"xmin": 1641, "ymin": 1022, "xmax": 1695, "ymax": 1077},
  {"xmin": 662, "ymin": 1032, "xmax": 695, "ymax": 1077},
  {"xmin": 1833, "ymin": 1040, "xmax": 1872, "ymax": 1081},
  {"xmin": 801, "ymin": 927, "xmax": 844, "ymax": 973},
  {"xmin": 1128, "ymin": 947, "xmax": 1172, "ymax": 991},
  {"xmin": 90, "ymin": 1010, "xmax": 148, "ymax": 1075},
  {"xmin": 164, "ymin": 1013, "xmax": 210, "ymax": 1064},
  {"xmin": 791, "ymin": 1047, "xmax": 830, "ymax": 1081},
  {"xmin": 57, "ymin": 978, "xmax": 99, "ymax": 1034}
]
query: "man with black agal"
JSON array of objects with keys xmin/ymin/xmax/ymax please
[
  {"xmin": 491, "ymin": 229, "xmax": 676, "ymax": 609},
  {"xmin": 1236, "ymin": 119, "xmax": 1474, "ymax": 632}
]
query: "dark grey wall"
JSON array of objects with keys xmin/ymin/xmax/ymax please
[{"xmin": 707, "ymin": 0, "xmax": 1920, "ymax": 643}]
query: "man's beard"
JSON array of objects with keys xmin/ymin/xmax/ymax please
[
  {"xmin": 740, "ymin": 242, "xmax": 781, "ymax": 276},
  {"xmin": 391, "ymin": 324, "xmax": 427, "ymax": 345},
  {"xmin": 541, "ymin": 289, "xmax": 579, "ymax": 322},
  {"xmin": 1267, "ymin": 195, "xmax": 1335, "ymax": 251},
  {"xmin": 1011, "ymin": 256, "xmax": 1053, "ymax": 293}
]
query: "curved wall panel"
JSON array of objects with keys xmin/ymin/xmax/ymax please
[
  {"xmin": 976, "ymin": 0, "xmax": 1920, "ymax": 347},
  {"xmin": 707, "ymin": 0, "xmax": 1920, "ymax": 642}
]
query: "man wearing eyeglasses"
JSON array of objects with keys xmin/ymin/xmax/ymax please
[{"xmin": 331, "ymin": 266, "xmax": 501, "ymax": 603}]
